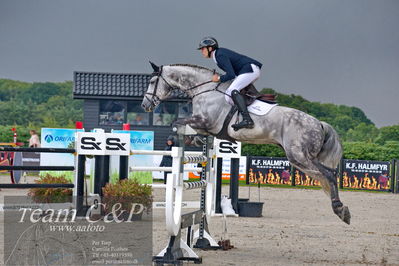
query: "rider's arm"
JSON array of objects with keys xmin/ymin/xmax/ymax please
[{"xmin": 217, "ymin": 54, "xmax": 236, "ymax": 82}]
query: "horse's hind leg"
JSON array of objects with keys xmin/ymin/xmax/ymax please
[
  {"xmin": 286, "ymin": 152, "xmax": 351, "ymax": 224},
  {"xmin": 312, "ymin": 161, "xmax": 351, "ymax": 225}
]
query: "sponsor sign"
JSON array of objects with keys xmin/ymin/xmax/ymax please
[
  {"xmin": 76, "ymin": 132, "xmax": 130, "ymax": 156},
  {"xmin": 214, "ymin": 139, "xmax": 241, "ymax": 158},
  {"xmin": 112, "ymin": 130, "xmax": 154, "ymax": 167},
  {"xmin": 247, "ymin": 156, "xmax": 291, "ymax": 185},
  {"xmin": 41, "ymin": 128, "xmax": 84, "ymax": 167},
  {"xmin": 342, "ymin": 159, "xmax": 391, "ymax": 191},
  {"xmin": 188, "ymin": 157, "xmax": 246, "ymax": 181},
  {"xmin": 292, "ymin": 168, "xmax": 321, "ymax": 187},
  {"xmin": 219, "ymin": 157, "xmax": 247, "ymax": 181}
]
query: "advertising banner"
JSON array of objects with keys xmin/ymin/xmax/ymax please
[
  {"xmin": 247, "ymin": 156, "xmax": 291, "ymax": 185},
  {"xmin": 40, "ymin": 128, "xmax": 84, "ymax": 180},
  {"xmin": 76, "ymin": 132, "xmax": 131, "ymax": 156},
  {"xmin": 213, "ymin": 139, "xmax": 241, "ymax": 158},
  {"xmin": 342, "ymin": 159, "xmax": 391, "ymax": 191},
  {"xmin": 292, "ymin": 168, "xmax": 321, "ymax": 187},
  {"xmin": 247, "ymin": 156, "xmax": 321, "ymax": 187},
  {"xmin": 220, "ymin": 157, "xmax": 247, "ymax": 181},
  {"xmin": 188, "ymin": 157, "xmax": 246, "ymax": 181}
]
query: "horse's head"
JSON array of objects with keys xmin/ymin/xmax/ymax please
[{"xmin": 141, "ymin": 62, "xmax": 177, "ymax": 112}]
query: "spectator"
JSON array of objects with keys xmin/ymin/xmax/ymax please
[
  {"xmin": 159, "ymin": 135, "xmax": 176, "ymax": 184},
  {"xmin": 29, "ymin": 130, "xmax": 41, "ymax": 148},
  {"xmin": 133, "ymin": 114, "xmax": 144, "ymax": 125}
]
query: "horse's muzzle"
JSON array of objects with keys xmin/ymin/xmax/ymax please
[
  {"xmin": 141, "ymin": 103, "xmax": 151, "ymax": 112},
  {"xmin": 141, "ymin": 99, "xmax": 154, "ymax": 112}
]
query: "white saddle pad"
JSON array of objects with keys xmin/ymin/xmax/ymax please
[{"xmin": 248, "ymin": 100, "xmax": 277, "ymax": 115}]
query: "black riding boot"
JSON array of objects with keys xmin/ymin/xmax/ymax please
[{"xmin": 231, "ymin": 90, "xmax": 254, "ymax": 131}]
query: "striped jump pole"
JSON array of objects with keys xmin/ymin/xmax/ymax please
[
  {"xmin": 183, "ymin": 180, "xmax": 207, "ymax": 190},
  {"xmin": 183, "ymin": 155, "xmax": 208, "ymax": 164}
]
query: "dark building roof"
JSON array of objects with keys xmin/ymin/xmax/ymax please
[{"xmin": 73, "ymin": 71, "xmax": 188, "ymax": 100}]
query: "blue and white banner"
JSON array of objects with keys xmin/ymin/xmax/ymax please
[
  {"xmin": 41, "ymin": 128, "xmax": 83, "ymax": 166},
  {"xmin": 112, "ymin": 130, "xmax": 154, "ymax": 167},
  {"xmin": 40, "ymin": 128, "xmax": 84, "ymax": 179}
]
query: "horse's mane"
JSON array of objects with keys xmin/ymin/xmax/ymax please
[{"xmin": 168, "ymin": 64, "xmax": 214, "ymax": 74}]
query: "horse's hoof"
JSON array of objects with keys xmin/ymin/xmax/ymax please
[{"xmin": 337, "ymin": 206, "xmax": 351, "ymax": 225}]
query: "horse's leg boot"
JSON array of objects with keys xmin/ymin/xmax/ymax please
[{"xmin": 231, "ymin": 90, "xmax": 254, "ymax": 131}]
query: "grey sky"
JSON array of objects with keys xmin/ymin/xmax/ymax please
[{"xmin": 0, "ymin": 0, "xmax": 398, "ymax": 127}]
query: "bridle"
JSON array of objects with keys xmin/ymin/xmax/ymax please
[
  {"xmin": 145, "ymin": 65, "xmax": 225, "ymax": 107},
  {"xmin": 144, "ymin": 66, "xmax": 173, "ymax": 107}
]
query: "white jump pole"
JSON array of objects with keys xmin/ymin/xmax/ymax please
[
  {"xmin": 130, "ymin": 149, "xmax": 202, "ymax": 156},
  {"xmin": 129, "ymin": 166, "xmax": 202, "ymax": 172}
]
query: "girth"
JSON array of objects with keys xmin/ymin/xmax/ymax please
[{"xmin": 215, "ymin": 105, "xmax": 238, "ymax": 143}]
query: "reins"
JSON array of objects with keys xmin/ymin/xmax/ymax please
[
  {"xmin": 148, "ymin": 65, "xmax": 229, "ymax": 101},
  {"xmin": 190, "ymin": 82, "xmax": 224, "ymax": 98}
]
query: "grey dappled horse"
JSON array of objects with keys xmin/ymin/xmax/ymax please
[{"xmin": 142, "ymin": 63, "xmax": 351, "ymax": 224}]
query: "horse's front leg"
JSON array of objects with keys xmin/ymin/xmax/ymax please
[
  {"xmin": 174, "ymin": 115, "xmax": 210, "ymax": 132},
  {"xmin": 173, "ymin": 115, "xmax": 211, "ymax": 146}
]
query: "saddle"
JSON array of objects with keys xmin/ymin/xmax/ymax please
[{"xmin": 240, "ymin": 84, "xmax": 277, "ymax": 106}]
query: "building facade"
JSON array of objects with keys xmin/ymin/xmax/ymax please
[{"xmin": 73, "ymin": 71, "xmax": 192, "ymax": 150}]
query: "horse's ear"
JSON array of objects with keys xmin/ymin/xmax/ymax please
[{"xmin": 149, "ymin": 61, "xmax": 160, "ymax": 73}]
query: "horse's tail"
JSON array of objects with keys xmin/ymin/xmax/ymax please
[
  {"xmin": 316, "ymin": 122, "xmax": 343, "ymax": 197},
  {"xmin": 318, "ymin": 121, "xmax": 343, "ymax": 169}
]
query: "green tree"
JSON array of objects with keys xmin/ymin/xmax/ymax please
[
  {"xmin": 260, "ymin": 88, "xmax": 374, "ymax": 140},
  {"xmin": 342, "ymin": 141, "xmax": 399, "ymax": 161},
  {"xmin": 375, "ymin": 125, "xmax": 399, "ymax": 144},
  {"xmin": 0, "ymin": 79, "xmax": 82, "ymax": 128},
  {"xmin": 242, "ymin": 143, "xmax": 286, "ymax": 157},
  {"xmin": 345, "ymin": 123, "xmax": 379, "ymax": 142}
]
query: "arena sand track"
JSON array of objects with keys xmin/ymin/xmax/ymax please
[
  {"xmin": 1, "ymin": 177, "xmax": 398, "ymax": 265},
  {"xmin": 152, "ymin": 186, "xmax": 399, "ymax": 266}
]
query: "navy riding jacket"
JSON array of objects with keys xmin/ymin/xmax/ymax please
[{"xmin": 214, "ymin": 47, "xmax": 262, "ymax": 83}]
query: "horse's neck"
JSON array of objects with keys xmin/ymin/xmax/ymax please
[
  {"xmin": 165, "ymin": 65, "xmax": 231, "ymax": 132},
  {"xmin": 164, "ymin": 65, "xmax": 216, "ymax": 97}
]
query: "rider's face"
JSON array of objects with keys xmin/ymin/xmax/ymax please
[{"xmin": 201, "ymin": 47, "xmax": 210, "ymax": 58}]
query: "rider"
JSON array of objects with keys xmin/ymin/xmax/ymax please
[{"xmin": 198, "ymin": 36, "xmax": 262, "ymax": 131}]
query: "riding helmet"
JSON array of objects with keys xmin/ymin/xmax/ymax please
[{"xmin": 197, "ymin": 37, "xmax": 218, "ymax": 50}]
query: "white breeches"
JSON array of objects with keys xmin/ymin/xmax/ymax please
[{"xmin": 225, "ymin": 64, "xmax": 261, "ymax": 105}]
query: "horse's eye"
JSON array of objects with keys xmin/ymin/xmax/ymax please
[{"xmin": 150, "ymin": 80, "xmax": 155, "ymax": 85}]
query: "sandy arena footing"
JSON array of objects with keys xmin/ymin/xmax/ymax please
[{"xmin": 1, "ymin": 177, "xmax": 398, "ymax": 265}]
